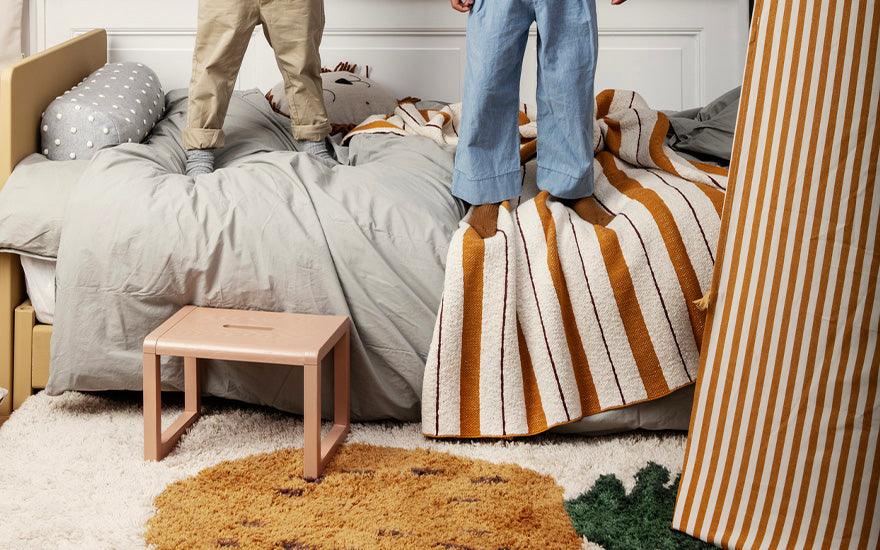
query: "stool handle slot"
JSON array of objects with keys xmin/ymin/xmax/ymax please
[{"xmin": 222, "ymin": 324, "xmax": 274, "ymax": 331}]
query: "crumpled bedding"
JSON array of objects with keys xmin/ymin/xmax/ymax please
[
  {"xmin": 666, "ymin": 87, "xmax": 741, "ymax": 166},
  {"xmin": 48, "ymin": 89, "xmax": 466, "ymax": 421}
]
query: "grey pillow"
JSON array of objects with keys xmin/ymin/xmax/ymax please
[
  {"xmin": 0, "ymin": 154, "xmax": 88, "ymax": 259},
  {"xmin": 41, "ymin": 62, "xmax": 165, "ymax": 161}
]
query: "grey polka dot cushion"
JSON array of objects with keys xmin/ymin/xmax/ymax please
[{"xmin": 41, "ymin": 62, "xmax": 165, "ymax": 161}]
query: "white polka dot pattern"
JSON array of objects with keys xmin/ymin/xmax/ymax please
[{"xmin": 41, "ymin": 62, "xmax": 165, "ymax": 161}]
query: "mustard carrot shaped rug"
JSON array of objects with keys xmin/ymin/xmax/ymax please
[{"xmin": 146, "ymin": 443, "xmax": 582, "ymax": 550}]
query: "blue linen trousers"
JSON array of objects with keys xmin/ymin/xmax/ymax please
[{"xmin": 453, "ymin": 0, "xmax": 599, "ymax": 204}]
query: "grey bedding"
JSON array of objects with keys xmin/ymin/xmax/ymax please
[
  {"xmin": 666, "ymin": 87, "xmax": 741, "ymax": 166},
  {"xmin": 45, "ymin": 88, "xmax": 692, "ymax": 429},
  {"xmin": 49, "ymin": 89, "xmax": 465, "ymax": 421}
]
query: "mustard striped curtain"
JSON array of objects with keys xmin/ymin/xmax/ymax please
[{"xmin": 674, "ymin": 0, "xmax": 879, "ymax": 548}]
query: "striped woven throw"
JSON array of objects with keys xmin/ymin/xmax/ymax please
[
  {"xmin": 345, "ymin": 99, "xmax": 541, "ymax": 162},
  {"xmin": 345, "ymin": 101, "xmax": 464, "ymax": 146},
  {"xmin": 421, "ymin": 90, "xmax": 728, "ymax": 438}
]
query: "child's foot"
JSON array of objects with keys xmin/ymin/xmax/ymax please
[
  {"xmin": 186, "ymin": 149, "xmax": 215, "ymax": 177},
  {"xmin": 469, "ymin": 203, "xmax": 500, "ymax": 238},
  {"xmin": 297, "ymin": 138, "xmax": 339, "ymax": 165}
]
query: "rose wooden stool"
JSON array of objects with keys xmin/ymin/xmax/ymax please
[{"xmin": 142, "ymin": 305, "xmax": 350, "ymax": 480}]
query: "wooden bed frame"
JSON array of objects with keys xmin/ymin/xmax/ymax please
[{"xmin": 0, "ymin": 30, "xmax": 107, "ymax": 425}]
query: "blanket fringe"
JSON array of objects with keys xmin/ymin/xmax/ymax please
[{"xmin": 694, "ymin": 289, "xmax": 716, "ymax": 311}]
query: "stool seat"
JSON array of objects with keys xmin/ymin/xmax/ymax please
[{"xmin": 144, "ymin": 305, "xmax": 348, "ymax": 365}]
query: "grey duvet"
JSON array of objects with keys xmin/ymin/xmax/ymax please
[{"xmin": 48, "ymin": 90, "xmax": 465, "ymax": 421}]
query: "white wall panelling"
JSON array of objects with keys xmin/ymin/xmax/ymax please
[{"xmin": 30, "ymin": 0, "xmax": 748, "ymax": 110}]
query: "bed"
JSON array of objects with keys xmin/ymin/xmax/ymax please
[{"xmin": 0, "ymin": 30, "xmax": 700, "ymax": 432}]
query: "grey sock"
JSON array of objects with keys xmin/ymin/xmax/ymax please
[
  {"xmin": 186, "ymin": 149, "xmax": 215, "ymax": 177},
  {"xmin": 296, "ymin": 138, "xmax": 338, "ymax": 165}
]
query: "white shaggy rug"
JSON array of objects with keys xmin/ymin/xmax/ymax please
[{"xmin": 0, "ymin": 392, "xmax": 687, "ymax": 549}]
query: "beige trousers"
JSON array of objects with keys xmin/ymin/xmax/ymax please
[{"xmin": 184, "ymin": 0, "xmax": 331, "ymax": 150}]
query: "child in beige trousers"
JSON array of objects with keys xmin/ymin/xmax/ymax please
[{"xmin": 184, "ymin": 0, "xmax": 336, "ymax": 176}]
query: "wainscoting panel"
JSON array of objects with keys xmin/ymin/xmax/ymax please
[{"xmin": 31, "ymin": 0, "xmax": 749, "ymax": 110}]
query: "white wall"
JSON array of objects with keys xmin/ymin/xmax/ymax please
[
  {"xmin": 1, "ymin": 0, "xmax": 24, "ymax": 65},
  {"xmin": 26, "ymin": 0, "xmax": 749, "ymax": 111}
]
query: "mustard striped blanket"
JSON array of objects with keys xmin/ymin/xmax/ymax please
[
  {"xmin": 351, "ymin": 90, "xmax": 729, "ymax": 438},
  {"xmin": 344, "ymin": 100, "xmax": 538, "ymax": 161}
]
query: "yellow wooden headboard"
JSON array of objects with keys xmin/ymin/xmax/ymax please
[
  {"xmin": 0, "ymin": 29, "xmax": 107, "ymax": 189},
  {"xmin": 0, "ymin": 29, "xmax": 107, "ymax": 424}
]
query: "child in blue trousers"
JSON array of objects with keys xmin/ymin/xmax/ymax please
[{"xmin": 450, "ymin": 0, "xmax": 628, "ymax": 237}]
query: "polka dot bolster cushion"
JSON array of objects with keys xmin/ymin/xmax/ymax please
[{"xmin": 41, "ymin": 62, "xmax": 165, "ymax": 161}]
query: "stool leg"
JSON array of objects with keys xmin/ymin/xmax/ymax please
[
  {"xmin": 303, "ymin": 363, "xmax": 321, "ymax": 480},
  {"xmin": 184, "ymin": 356, "xmax": 200, "ymax": 414},
  {"xmin": 143, "ymin": 352, "xmax": 161, "ymax": 460},
  {"xmin": 334, "ymin": 329, "xmax": 350, "ymax": 428}
]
